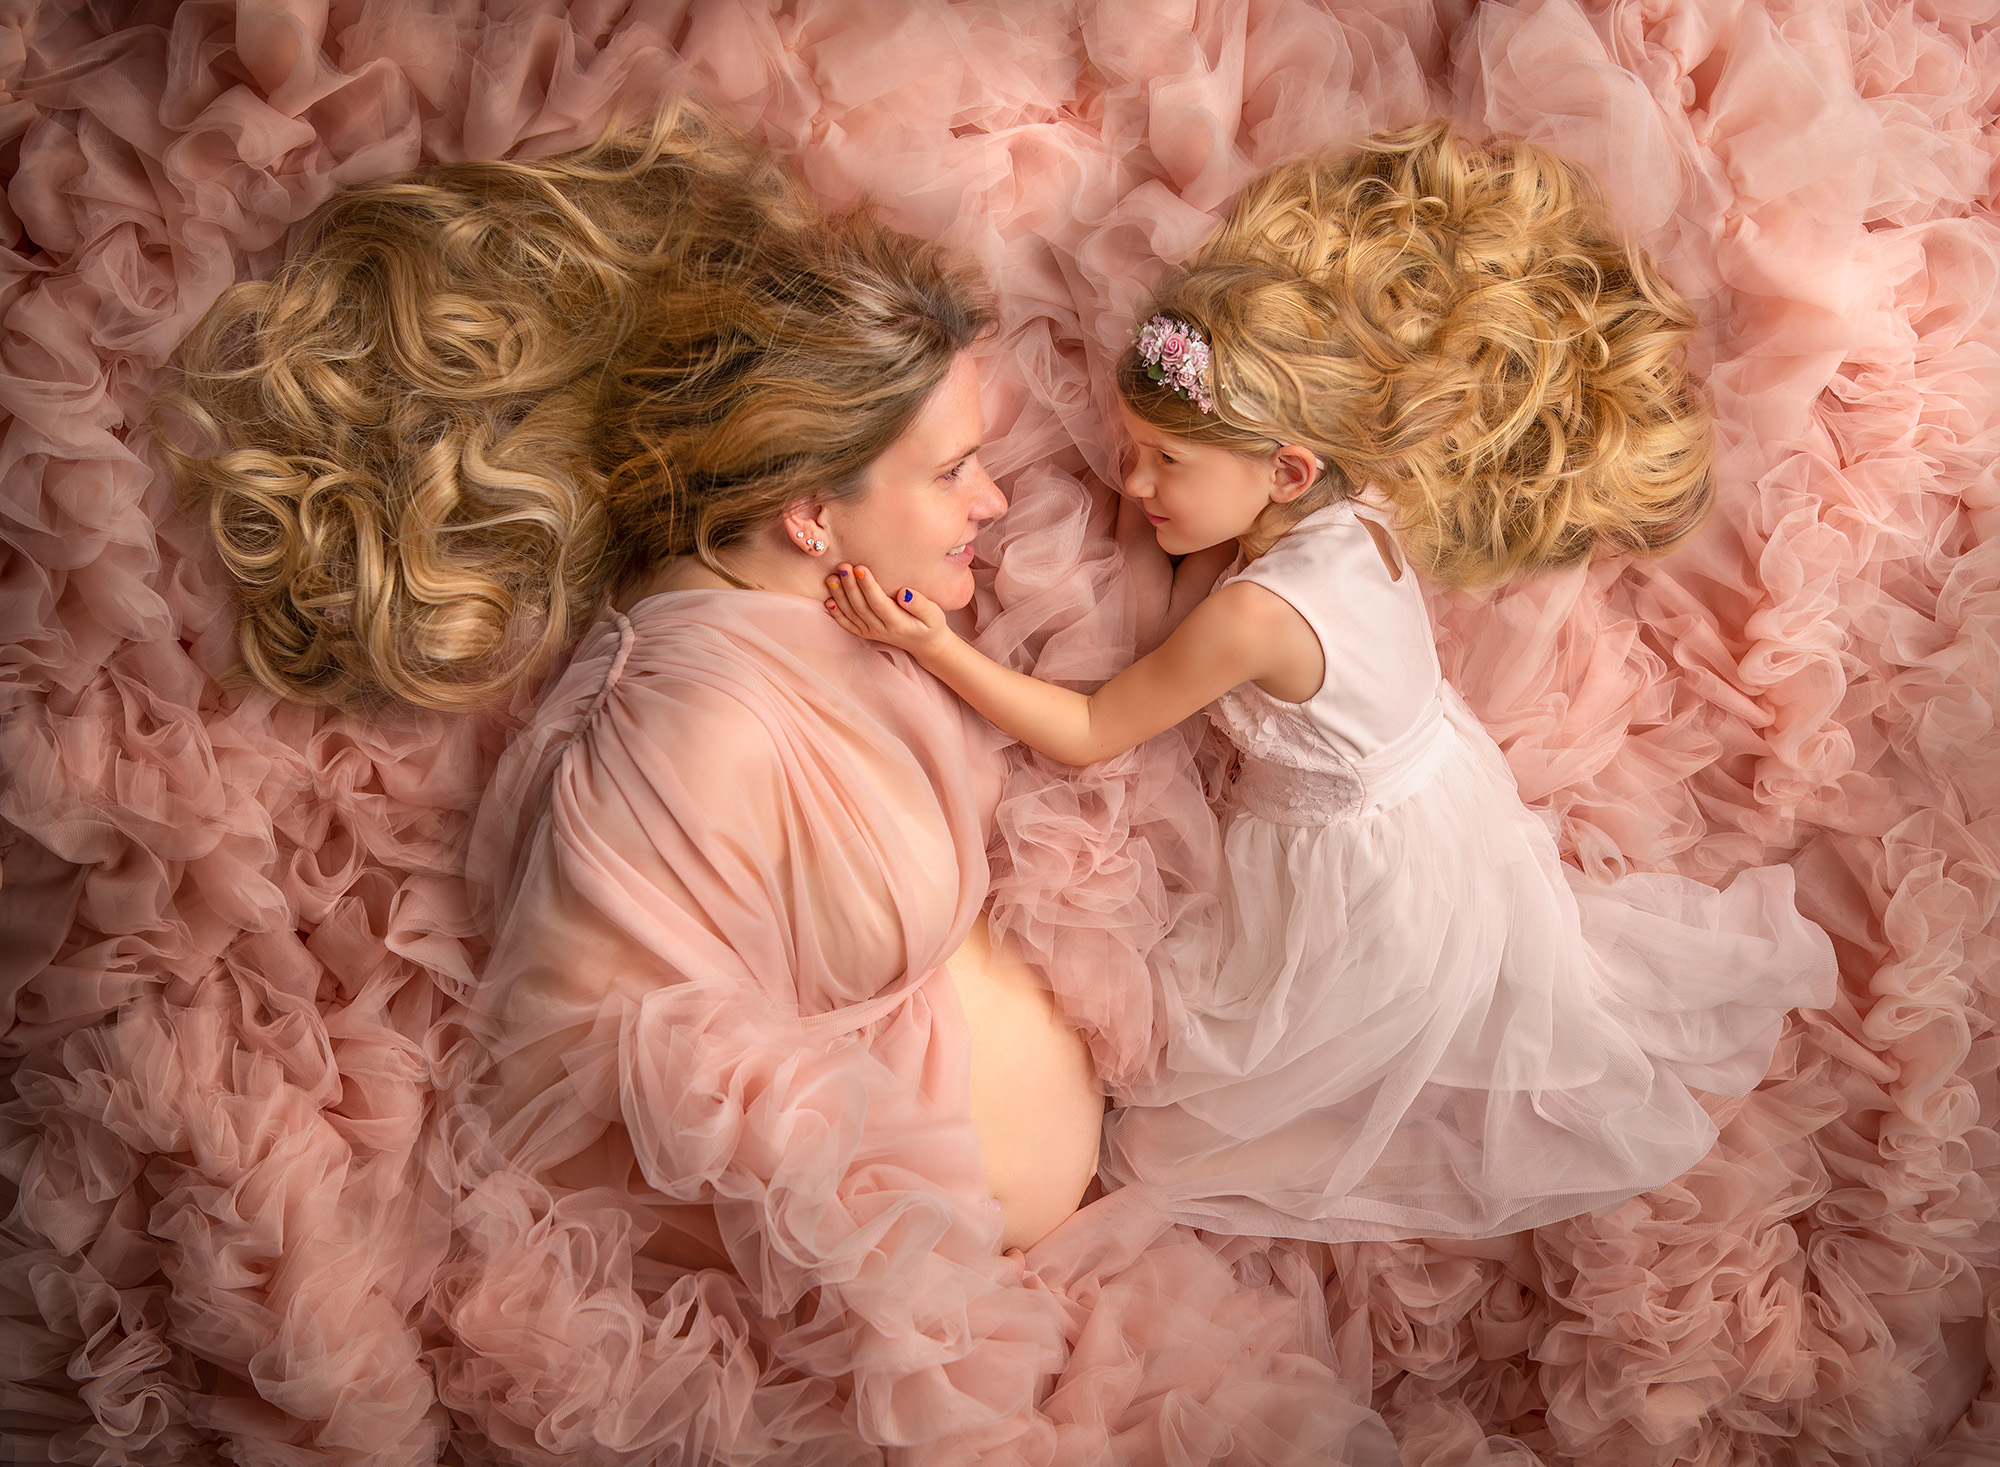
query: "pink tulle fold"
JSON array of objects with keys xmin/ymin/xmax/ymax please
[{"xmin": 2, "ymin": 0, "xmax": 1996, "ymax": 1463}]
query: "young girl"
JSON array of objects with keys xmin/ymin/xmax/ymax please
[{"xmin": 826, "ymin": 120, "xmax": 1837, "ymax": 1244}]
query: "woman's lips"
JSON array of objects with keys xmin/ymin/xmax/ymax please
[{"xmin": 944, "ymin": 541, "xmax": 974, "ymax": 565}]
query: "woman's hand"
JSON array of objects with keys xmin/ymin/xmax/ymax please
[{"xmin": 825, "ymin": 565, "xmax": 954, "ymax": 662}]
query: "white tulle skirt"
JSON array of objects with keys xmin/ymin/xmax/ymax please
[{"xmin": 1101, "ymin": 694, "xmax": 1838, "ymax": 1243}]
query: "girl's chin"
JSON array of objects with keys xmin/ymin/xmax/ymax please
[{"xmin": 1165, "ymin": 523, "xmax": 1243, "ymax": 556}]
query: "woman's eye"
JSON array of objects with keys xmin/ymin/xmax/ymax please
[{"xmin": 942, "ymin": 458, "xmax": 968, "ymax": 483}]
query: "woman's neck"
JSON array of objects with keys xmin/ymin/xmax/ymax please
[{"xmin": 615, "ymin": 527, "xmax": 831, "ymax": 611}]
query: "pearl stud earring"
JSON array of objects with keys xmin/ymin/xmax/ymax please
[{"xmin": 794, "ymin": 528, "xmax": 826, "ymax": 553}]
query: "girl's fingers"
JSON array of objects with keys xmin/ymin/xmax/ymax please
[
  {"xmin": 827, "ymin": 567, "xmax": 871, "ymax": 625},
  {"xmin": 854, "ymin": 567, "xmax": 905, "ymax": 618},
  {"xmin": 824, "ymin": 593, "xmax": 862, "ymax": 636},
  {"xmin": 824, "ymin": 568, "xmax": 865, "ymax": 632},
  {"xmin": 826, "ymin": 564, "xmax": 936, "ymax": 645},
  {"xmin": 828, "ymin": 566, "xmax": 898, "ymax": 640},
  {"xmin": 884, "ymin": 583, "xmax": 943, "ymax": 633}
]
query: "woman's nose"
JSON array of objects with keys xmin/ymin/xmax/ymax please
[{"xmin": 968, "ymin": 466, "xmax": 1007, "ymax": 523}]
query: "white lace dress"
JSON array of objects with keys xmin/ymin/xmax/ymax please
[{"xmin": 1100, "ymin": 501, "xmax": 1838, "ymax": 1242}]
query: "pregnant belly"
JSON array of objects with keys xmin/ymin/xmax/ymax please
[{"xmin": 946, "ymin": 910, "xmax": 1103, "ymax": 1251}]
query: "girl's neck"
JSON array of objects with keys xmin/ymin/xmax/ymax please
[{"xmin": 1239, "ymin": 492, "xmax": 1342, "ymax": 562}]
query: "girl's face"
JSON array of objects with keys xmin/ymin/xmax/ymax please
[
  {"xmin": 1116, "ymin": 403, "xmax": 1291, "ymax": 555},
  {"xmin": 824, "ymin": 352, "xmax": 1007, "ymax": 610}
]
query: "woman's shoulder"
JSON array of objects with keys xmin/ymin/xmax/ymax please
[
  {"xmin": 586, "ymin": 590, "xmax": 972, "ymax": 777},
  {"xmin": 499, "ymin": 596, "xmax": 793, "ymax": 792},
  {"xmin": 506, "ymin": 586, "xmax": 994, "ymax": 822}
]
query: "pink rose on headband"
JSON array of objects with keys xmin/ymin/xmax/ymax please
[{"xmin": 1136, "ymin": 315, "xmax": 1214, "ymax": 413}]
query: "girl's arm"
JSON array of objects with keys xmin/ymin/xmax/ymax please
[
  {"xmin": 1164, "ymin": 542, "xmax": 1239, "ymax": 636},
  {"xmin": 1115, "ymin": 494, "xmax": 1174, "ymax": 655},
  {"xmin": 824, "ymin": 565, "xmax": 1310, "ymax": 767}
]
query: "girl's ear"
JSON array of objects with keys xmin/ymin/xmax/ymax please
[{"xmin": 1268, "ymin": 444, "xmax": 1324, "ymax": 503}]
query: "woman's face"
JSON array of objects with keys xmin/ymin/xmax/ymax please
[
  {"xmin": 824, "ymin": 352, "xmax": 1006, "ymax": 610},
  {"xmin": 1116, "ymin": 402, "xmax": 1282, "ymax": 555}
]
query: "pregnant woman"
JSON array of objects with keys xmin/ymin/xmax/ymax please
[{"xmin": 168, "ymin": 103, "xmax": 1395, "ymax": 1465}]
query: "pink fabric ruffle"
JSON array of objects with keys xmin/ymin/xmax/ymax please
[{"xmin": 1, "ymin": 1, "xmax": 1996, "ymax": 1464}]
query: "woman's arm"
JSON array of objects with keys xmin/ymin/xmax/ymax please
[{"xmin": 825, "ymin": 564, "xmax": 1309, "ymax": 766}]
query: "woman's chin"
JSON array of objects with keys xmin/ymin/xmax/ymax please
[{"xmin": 920, "ymin": 565, "xmax": 977, "ymax": 612}]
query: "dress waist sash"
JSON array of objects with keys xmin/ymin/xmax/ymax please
[{"xmin": 1232, "ymin": 695, "xmax": 1457, "ymax": 828}]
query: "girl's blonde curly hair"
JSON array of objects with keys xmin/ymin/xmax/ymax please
[
  {"xmin": 1118, "ymin": 119, "xmax": 1712, "ymax": 586},
  {"xmin": 166, "ymin": 101, "xmax": 992, "ymax": 711}
]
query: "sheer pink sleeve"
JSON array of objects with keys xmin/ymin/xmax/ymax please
[{"xmin": 433, "ymin": 598, "xmax": 1066, "ymax": 1460}]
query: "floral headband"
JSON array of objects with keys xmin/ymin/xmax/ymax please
[
  {"xmin": 1133, "ymin": 315, "xmax": 1329, "ymax": 473},
  {"xmin": 1135, "ymin": 314, "xmax": 1215, "ymax": 414}
]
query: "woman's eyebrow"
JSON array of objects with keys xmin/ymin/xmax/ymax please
[{"xmin": 935, "ymin": 443, "xmax": 980, "ymax": 471}]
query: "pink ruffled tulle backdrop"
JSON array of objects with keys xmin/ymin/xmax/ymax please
[{"xmin": 1, "ymin": 0, "xmax": 1996, "ymax": 1463}]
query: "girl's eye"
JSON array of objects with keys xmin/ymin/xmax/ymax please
[{"xmin": 1156, "ymin": 452, "xmax": 1175, "ymax": 466}]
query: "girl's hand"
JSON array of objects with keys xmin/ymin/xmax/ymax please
[{"xmin": 825, "ymin": 565, "xmax": 952, "ymax": 660}]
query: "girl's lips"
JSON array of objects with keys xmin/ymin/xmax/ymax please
[{"xmin": 1146, "ymin": 513, "xmax": 1168, "ymax": 525}]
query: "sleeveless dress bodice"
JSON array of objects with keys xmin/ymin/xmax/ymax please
[{"xmin": 1208, "ymin": 499, "xmax": 1455, "ymax": 826}]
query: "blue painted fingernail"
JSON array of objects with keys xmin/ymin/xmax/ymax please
[{"xmin": 902, "ymin": 590, "xmax": 913, "ymax": 603}]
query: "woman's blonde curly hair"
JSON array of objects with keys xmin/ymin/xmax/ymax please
[
  {"xmin": 1118, "ymin": 119, "xmax": 1713, "ymax": 586},
  {"xmin": 166, "ymin": 101, "xmax": 992, "ymax": 711}
]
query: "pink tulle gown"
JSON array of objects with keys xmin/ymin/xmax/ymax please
[
  {"xmin": 1101, "ymin": 500, "xmax": 1841, "ymax": 1242},
  {"xmin": 428, "ymin": 588, "xmax": 1399, "ymax": 1466}
]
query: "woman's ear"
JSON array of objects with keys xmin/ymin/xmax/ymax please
[
  {"xmin": 1268, "ymin": 444, "xmax": 1324, "ymax": 504},
  {"xmin": 781, "ymin": 502, "xmax": 831, "ymax": 556}
]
